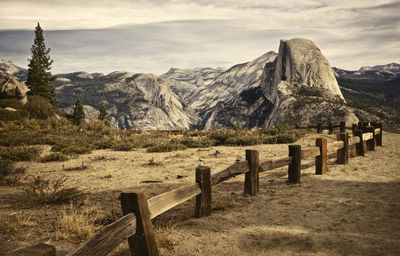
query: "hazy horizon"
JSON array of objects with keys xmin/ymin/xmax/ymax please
[{"xmin": 1, "ymin": 0, "xmax": 399, "ymax": 75}]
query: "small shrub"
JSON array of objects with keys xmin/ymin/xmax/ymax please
[
  {"xmin": 111, "ymin": 140, "xmax": 135, "ymax": 151},
  {"xmin": 0, "ymin": 108, "xmax": 24, "ymax": 121},
  {"xmin": 41, "ymin": 152, "xmax": 69, "ymax": 162},
  {"xmin": 296, "ymin": 87, "xmax": 324, "ymax": 97},
  {"xmin": 24, "ymin": 95, "xmax": 55, "ymax": 119},
  {"xmin": 0, "ymin": 146, "xmax": 41, "ymax": 161},
  {"xmin": 224, "ymin": 134, "xmax": 263, "ymax": 146},
  {"xmin": 0, "ymin": 159, "xmax": 14, "ymax": 181},
  {"xmin": 93, "ymin": 137, "xmax": 114, "ymax": 149},
  {"xmin": 208, "ymin": 130, "xmax": 234, "ymax": 145},
  {"xmin": 50, "ymin": 117, "xmax": 73, "ymax": 131},
  {"xmin": 52, "ymin": 141, "xmax": 93, "ymax": 155},
  {"xmin": 21, "ymin": 118, "xmax": 40, "ymax": 130},
  {"xmin": 85, "ymin": 120, "xmax": 109, "ymax": 133},
  {"xmin": 22, "ymin": 176, "xmax": 82, "ymax": 204},
  {"xmin": 0, "ymin": 98, "xmax": 24, "ymax": 109},
  {"xmin": 147, "ymin": 143, "xmax": 186, "ymax": 153},
  {"xmin": 180, "ymin": 137, "xmax": 217, "ymax": 148}
]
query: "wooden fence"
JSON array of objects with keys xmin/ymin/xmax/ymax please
[{"xmin": 7, "ymin": 122, "xmax": 383, "ymax": 256}]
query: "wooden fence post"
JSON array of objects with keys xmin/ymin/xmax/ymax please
[
  {"xmin": 317, "ymin": 123, "xmax": 322, "ymax": 133},
  {"xmin": 364, "ymin": 126, "xmax": 375, "ymax": 151},
  {"xmin": 353, "ymin": 129, "xmax": 365, "ymax": 157},
  {"xmin": 340, "ymin": 122, "xmax": 346, "ymax": 132},
  {"xmin": 337, "ymin": 132, "xmax": 349, "ymax": 164},
  {"xmin": 315, "ymin": 138, "xmax": 327, "ymax": 175},
  {"xmin": 244, "ymin": 150, "xmax": 259, "ymax": 195},
  {"xmin": 288, "ymin": 145, "xmax": 301, "ymax": 183},
  {"xmin": 328, "ymin": 122, "xmax": 333, "ymax": 134},
  {"xmin": 375, "ymin": 123, "xmax": 383, "ymax": 146},
  {"xmin": 195, "ymin": 166, "xmax": 212, "ymax": 218},
  {"xmin": 120, "ymin": 192, "xmax": 159, "ymax": 256}
]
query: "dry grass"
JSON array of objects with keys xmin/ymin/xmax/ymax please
[
  {"xmin": 3, "ymin": 212, "xmax": 36, "ymax": 233},
  {"xmin": 212, "ymin": 193, "xmax": 241, "ymax": 211},
  {"xmin": 21, "ymin": 176, "xmax": 82, "ymax": 204},
  {"xmin": 55, "ymin": 200, "xmax": 105, "ymax": 241},
  {"xmin": 155, "ymin": 220, "xmax": 181, "ymax": 251}
]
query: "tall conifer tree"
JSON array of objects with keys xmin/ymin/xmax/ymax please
[
  {"xmin": 98, "ymin": 102, "xmax": 111, "ymax": 127},
  {"xmin": 26, "ymin": 23, "xmax": 58, "ymax": 106},
  {"xmin": 73, "ymin": 98, "xmax": 85, "ymax": 126}
]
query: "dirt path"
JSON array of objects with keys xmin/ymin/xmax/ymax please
[{"xmin": 2, "ymin": 131, "xmax": 400, "ymax": 255}]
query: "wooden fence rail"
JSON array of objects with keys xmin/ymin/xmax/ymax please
[{"xmin": 8, "ymin": 122, "xmax": 383, "ymax": 256}]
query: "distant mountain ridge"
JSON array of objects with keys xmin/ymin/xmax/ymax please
[{"xmin": 1, "ymin": 40, "xmax": 399, "ymax": 131}]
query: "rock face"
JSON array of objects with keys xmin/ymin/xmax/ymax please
[
  {"xmin": 0, "ymin": 74, "xmax": 27, "ymax": 104},
  {"xmin": 264, "ymin": 38, "xmax": 344, "ymax": 101},
  {"xmin": 54, "ymin": 71, "xmax": 198, "ymax": 129},
  {"xmin": 163, "ymin": 52, "xmax": 277, "ymax": 128},
  {"xmin": 0, "ymin": 60, "xmax": 28, "ymax": 81},
  {"xmin": 1, "ymin": 38, "xmax": 365, "ymax": 129},
  {"xmin": 260, "ymin": 38, "xmax": 356, "ymax": 126},
  {"xmin": 204, "ymin": 38, "xmax": 357, "ymax": 129}
]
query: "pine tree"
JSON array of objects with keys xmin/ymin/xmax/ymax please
[
  {"xmin": 98, "ymin": 102, "xmax": 111, "ymax": 127},
  {"xmin": 26, "ymin": 22, "xmax": 58, "ymax": 107},
  {"xmin": 73, "ymin": 98, "xmax": 85, "ymax": 126}
]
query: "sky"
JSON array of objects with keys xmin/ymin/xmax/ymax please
[{"xmin": 0, "ymin": 0, "xmax": 399, "ymax": 75}]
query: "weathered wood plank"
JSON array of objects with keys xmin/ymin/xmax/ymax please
[
  {"xmin": 364, "ymin": 126, "xmax": 375, "ymax": 151},
  {"xmin": 301, "ymin": 146, "xmax": 320, "ymax": 159},
  {"xmin": 327, "ymin": 141, "xmax": 344, "ymax": 152},
  {"xmin": 375, "ymin": 123, "xmax": 383, "ymax": 146},
  {"xmin": 288, "ymin": 145, "xmax": 301, "ymax": 184},
  {"xmin": 148, "ymin": 183, "xmax": 201, "ymax": 219},
  {"xmin": 244, "ymin": 150, "xmax": 259, "ymax": 196},
  {"xmin": 315, "ymin": 138, "xmax": 327, "ymax": 175},
  {"xmin": 362, "ymin": 132, "xmax": 373, "ymax": 141},
  {"xmin": 120, "ymin": 192, "xmax": 159, "ymax": 256},
  {"xmin": 211, "ymin": 160, "xmax": 248, "ymax": 185},
  {"xmin": 353, "ymin": 129, "xmax": 365, "ymax": 156},
  {"xmin": 259, "ymin": 157, "xmax": 292, "ymax": 172},
  {"xmin": 348, "ymin": 136, "xmax": 360, "ymax": 145},
  {"xmin": 336, "ymin": 133, "xmax": 349, "ymax": 164},
  {"xmin": 195, "ymin": 166, "xmax": 212, "ymax": 218},
  {"xmin": 67, "ymin": 213, "xmax": 136, "ymax": 256}
]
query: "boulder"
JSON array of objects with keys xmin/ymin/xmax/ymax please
[
  {"xmin": 0, "ymin": 74, "xmax": 27, "ymax": 104},
  {"xmin": 263, "ymin": 38, "xmax": 344, "ymax": 101}
]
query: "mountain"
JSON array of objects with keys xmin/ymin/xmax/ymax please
[
  {"xmin": 1, "ymin": 39, "xmax": 399, "ymax": 131},
  {"xmin": 54, "ymin": 71, "xmax": 198, "ymax": 130},
  {"xmin": 0, "ymin": 60, "xmax": 28, "ymax": 82},
  {"xmin": 203, "ymin": 38, "xmax": 358, "ymax": 129},
  {"xmin": 334, "ymin": 64, "xmax": 400, "ymax": 132},
  {"xmin": 334, "ymin": 63, "xmax": 400, "ymax": 81},
  {"xmin": 162, "ymin": 52, "xmax": 277, "ymax": 128}
]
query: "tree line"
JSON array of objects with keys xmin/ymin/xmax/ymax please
[{"xmin": 26, "ymin": 23, "xmax": 111, "ymax": 126}]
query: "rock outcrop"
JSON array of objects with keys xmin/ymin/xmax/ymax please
[
  {"xmin": 259, "ymin": 38, "xmax": 356, "ymax": 126},
  {"xmin": 54, "ymin": 71, "xmax": 199, "ymax": 130},
  {"xmin": 0, "ymin": 74, "xmax": 27, "ymax": 104},
  {"xmin": 263, "ymin": 38, "xmax": 344, "ymax": 101},
  {"xmin": 1, "ymin": 38, "xmax": 365, "ymax": 129},
  {"xmin": 203, "ymin": 38, "xmax": 357, "ymax": 129}
]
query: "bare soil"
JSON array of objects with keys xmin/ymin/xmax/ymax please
[{"xmin": 1, "ymin": 131, "xmax": 400, "ymax": 255}]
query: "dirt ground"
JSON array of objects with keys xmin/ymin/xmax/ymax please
[{"xmin": 1, "ymin": 131, "xmax": 400, "ymax": 255}]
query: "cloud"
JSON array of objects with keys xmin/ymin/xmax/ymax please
[{"xmin": 0, "ymin": 0, "xmax": 399, "ymax": 73}]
